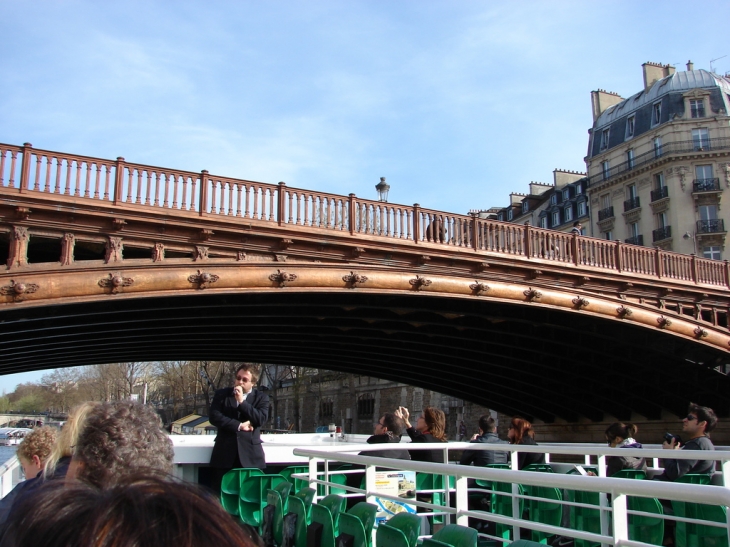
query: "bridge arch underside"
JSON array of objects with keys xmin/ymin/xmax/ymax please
[{"xmin": 1, "ymin": 290, "xmax": 728, "ymax": 423}]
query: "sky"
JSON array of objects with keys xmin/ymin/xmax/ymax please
[{"xmin": 1, "ymin": 1, "xmax": 728, "ymax": 392}]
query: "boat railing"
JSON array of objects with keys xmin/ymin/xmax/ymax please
[
  {"xmin": 0, "ymin": 455, "xmax": 20, "ymax": 499},
  {"xmin": 294, "ymin": 442, "xmax": 730, "ymax": 547}
]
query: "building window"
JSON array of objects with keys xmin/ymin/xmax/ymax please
[
  {"xmin": 627, "ymin": 149, "xmax": 635, "ymax": 169},
  {"xmin": 601, "ymin": 161, "xmax": 610, "ymax": 180},
  {"xmin": 604, "ymin": 231, "xmax": 613, "ymax": 240},
  {"xmin": 522, "ymin": 201, "xmax": 529, "ymax": 213},
  {"xmin": 320, "ymin": 399, "xmax": 333, "ymax": 417},
  {"xmin": 550, "ymin": 194, "xmax": 558, "ymax": 205},
  {"xmin": 564, "ymin": 206, "xmax": 573, "ymax": 222},
  {"xmin": 575, "ymin": 184, "xmax": 583, "ymax": 195},
  {"xmin": 690, "ymin": 99, "xmax": 706, "ymax": 118},
  {"xmin": 652, "ymin": 101, "xmax": 662, "ymax": 125},
  {"xmin": 601, "ymin": 194, "xmax": 611, "ymax": 210},
  {"xmin": 507, "ymin": 209, "xmax": 513, "ymax": 220},
  {"xmin": 625, "ymin": 115, "xmax": 635, "ymax": 139},
  {"xmin": 412, "ymin": 391, "xmax": 423, "ymax": 412},
  {"xmin": 357, "ymin": 394, "xmax": 374, "ymax": 416},
  {"xmin": 600, "ymin": 129, "xmax": 610, "ymax": 151},
  {"xmin": 563, "ymin": 188, "xmax": 571, "ymax": 200},
  {"xmin": 655, "ymin": 172, "xmax": 665, "ymax": 189},
  {"xmin": 703, "ymin": 246, "xmax": 722, "ymax": 260},
  {"xmin": 552, "ymin": 210, "xmax": 560, "ymax": 226},
  {"xmin": 692, "ymin": 128, "xmax": 710, "ymax": 151},
  {"xmin": 497, "ymin": 213, "xmax": 503, "ymax": 221},
  {"xmin": 539, "ymin": 216, "xmax": 547, "ymax": 229},
  {"xmin": 653, "ymin": 136, "xmax": 663, "ymax": 157},
  {"xmin": 651, "ymin": 172, "xmax": 668, "ymax": 201},
  {"xmin": 577, "ymin": 201, "xmax": 586, "ymax": 217}
]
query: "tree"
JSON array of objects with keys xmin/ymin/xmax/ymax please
[
  {"xmin": 40, "ymin": 367, "xmax": 83, "ymax": 413},
  {"xmin": 15, "ymin": 393, "xmax": 44, "ymax": 413}
]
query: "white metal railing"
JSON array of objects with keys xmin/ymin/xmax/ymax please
[
  {"xmin": 293, "ymin": 442, "xmax": 730, "ymax": 547},
  {"xmin": 0, "ymin": 455, "xmax": 21, "ymax": 499}
]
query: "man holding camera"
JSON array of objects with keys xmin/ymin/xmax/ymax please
[{"xmin": 656, "ymin": 403, "xmax": 717, "ymax": 481}]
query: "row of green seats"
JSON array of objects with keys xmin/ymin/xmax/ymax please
[{"xmin": 376, "ymin": 514, "xmax": 477, "ymax": 547}]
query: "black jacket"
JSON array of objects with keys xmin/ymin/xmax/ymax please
[
  {"xmin": 405, "ymin": 427, "xmax": 447, "ymax": 463},
  {"xmin": 361, "ymin": 434, "xmax": 411, "ymax": 460},
  {"xmin": 460, "ymin": 432, "xmax": 509, "ymax": 467},
  {"xmin": 209, "ymin": 387, "xmax": 270, "ymax": 470},
  {"xmin": 515, "ymin": 435, "xmax": 545, "ymax": 470},
  {"xmin": 657, "ymin": 435, "xmax": 715, "ymax": 481}
]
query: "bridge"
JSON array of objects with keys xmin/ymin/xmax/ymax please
[{"xmin": 1, "ymin": 142, "xmax": 729, "ymax": 424}]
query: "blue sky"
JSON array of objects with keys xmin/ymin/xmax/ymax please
[{"xmin": 1, "ymin": 1, "xmax": 728, "ymax": 392}]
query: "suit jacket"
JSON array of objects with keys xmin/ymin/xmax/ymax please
[{"xmin": 209, "ymin": 387, "xmax": 270, "ymax": 470}]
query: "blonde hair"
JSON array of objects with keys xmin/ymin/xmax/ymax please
[
  {"xmin": 17, "ymin": 427, "xmax": 56, "ymax": 468},
  {"xmin": 43, "ymin": 401, "xmax": 100, "ymax": 479}
]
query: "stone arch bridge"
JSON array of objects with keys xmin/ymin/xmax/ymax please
[{"xmin": 1, "ymin": 142, "xmax": 729, "ymax": 424}]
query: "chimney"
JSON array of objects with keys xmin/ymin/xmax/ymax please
[
  {"xmin": 642, "ymin": 62, "xmax": 676, "ymax": 91},
  {"xmin": 590, "ymin": 89, "xmax": 624, "ymax": 122},
  {"xmin": 686, "ymin": 60, "xmax": 694, "ymax": 71}
]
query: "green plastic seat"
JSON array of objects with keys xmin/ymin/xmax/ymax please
[
  {"xmin": 318, "ymin": 465, "xmax": 351, "ymax": 496},
  {"xmin": 422, "ymin": 540, "xmax": 453, "ymax": 547},
  {"xmin": 288, "ymin": 494, "xmax": 310, "ymax": 547},
  {"xmin": 627, "ymin": 496, "xmax": 663, "ymax": 546},
  {"xmin": 507, "ymin": 541, "xmax": 549, "ymax": 547},
  {"xmin": 427, "ymin": 523, "xmax": 478, "ymax": 547},
  {"xmin": 673, "ymin": 474, "xmax": 713, "ymax": 547},
  {"xmin": 220, "ymin": 467, "xmax": 264, "ymax": 516},
  {"xmin": 309, "ymin": 494, "xmax": 346, "ymax": 547},
  {"xmin": 571, "ymin": 488, "xmax": 601, "ymax": 547},
  {"xmin": 694, "ymin": 503, "xmax": 728, "ymax": 547},
  {"xmin": 281, "ymin": 465, "xmax": 310, "ymax": 492},
  {"xmin": 491, "ymin": 480, "xmax": 525, "ymax": 545},
  {"xmin": 337, "ymin": 502, "xmax": 378, "ymax": 547},
  {"xmin": 417, "ymin": 473, "xmax": 449, "ymax": 528},
  {"xmin": 611, "ymin": 469, "xmax": 647, "ymax": 480},
  {"xmin": 375, "ymin": 512, "xmax": 421, "ymax": 547},
  {"xmin": 523, "ymin": 464, "xmax": 554, "ymax": 473},
  {"xmin": 527, "ymin": 486, "xmax": 562, "ymax": 544},
  {"xmin": 265, "ymin": 482, "xmax": 293, "ymax": 547},
  {"xmin": 294, "ymin": 487, "xmax": 316, "ymax": 520},
  {"xmin": 239, "ymin": 474, "xmax": 288, "ymax": 529}
]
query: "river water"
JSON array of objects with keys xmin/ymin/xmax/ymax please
[{"xmin": 0, "ymin": 446, "xmax": 17, "ymax": 466}]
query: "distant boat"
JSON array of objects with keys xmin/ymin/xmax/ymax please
[{"xmin": 0, "ymin": 428, "xmax": 33, "ymax": 446}]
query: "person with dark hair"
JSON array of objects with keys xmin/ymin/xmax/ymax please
[
  {"xmin": 67, "ymin": 401, "xmax": 174, "ymax": 488},
  {"xmin": 209, "ymin": 364, "xmax": 270, "ymax": 494},
  {"xmin": 395, "ymin": 405, "xmax": 447, "ymax": 463},
  {"xmin": 656, "ymin": 403, "xmax": 717, "ymax": 481},
  {"xmin": 508, "ymin": 416, "xmax": 545, "ymax": 470},
  {"xmin": 6, "ymin": 475, "xmax": 262, "ymax": 547},
  {"xmin": 361, "ymin": 412, "xmax": 410, "ymax": 460},
  {"xmin": 460, "ymin": 415, "xmax": 509, "ymax": 467},
  {"xmin": 570, "ymin": 221, "xmax": 582, "ymax": 235},
  {"xmin": 604, "ymin": 422, "xmax": 646, "ymax": 477}
]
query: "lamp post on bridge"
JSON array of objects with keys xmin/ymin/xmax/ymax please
[{"xmin": 375, "ymin": 177, "xmax": 390, "ymax": 203}]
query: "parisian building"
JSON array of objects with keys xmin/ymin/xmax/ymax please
[{"xmin": 586, "ymin": 61, "xmax": 730, "ymax": 258}]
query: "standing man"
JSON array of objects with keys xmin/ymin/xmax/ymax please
[
  {"xmin": 571, "ymin": 221, "xmax": 582, "ymax": 235},
  {"xmin": 656, "ymin": 402, "xmax": 717, "ymax": 481},
  {"xmin": 209, "ymin": 364, "xmax": 270, "ymax": 495},
  {"xmin": 458, "ymin": 420, "xmax": 467, "ymax": 441}
]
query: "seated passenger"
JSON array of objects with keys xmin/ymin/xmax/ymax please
[
  {"xmin": 0, "ymin": 426, "xmax": 57, "ymax": 529},
  {"xmin": 656, "ymin": 403, "xmax": 717, "ymax": 481},
  {"xmin": 604, "ymin": 422, "xmax": 646, "ymax": 477},
  {"xmin": 508, "ymin": 416, "xmax": 545, "ymax": 470},
  {"xmin": 361, "ymin": 413, "xmax": 410, "ymax": 460},
  {"xmin": 43, "ymin": 402, "xmax": 99, "ymax": 481},
  {"xmin": 6, "ymin": 475, "xmax": 262, "ymax": 547},
  {"xmin": 459, "ymin": 415, "xmax": 509, "ymax": 467},
  {"xmin": 395, "ymin": 405, "xmax": 448, "ymax": 463}
]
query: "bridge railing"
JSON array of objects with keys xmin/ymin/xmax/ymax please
[{"xmin": 3, "ymin": 142, "xmax": 730, "ymax": 289}]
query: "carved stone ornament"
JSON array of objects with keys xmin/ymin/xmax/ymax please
[
  {"xmin": 523, "ymin": 287, "xmax": 542, "ymax": 301},
  {"xmin": 15, "ymin": 207, "xmax": 31, "ymax": 220},
  {"xmin": 656, "ymin": 315, "xmax": 672, "ymax": 328},
  {"xmin": 153, "ymin": 243, "xmax": 165, "ymax": 262},
  {"xmin": 476, "ymin": 262, "xmax": 490, "ymax": 272},
  {"xmin": 418, "ymin": 255, "xmax": 431, "ymax": 265},
  {"xmin": 0, "ymin": 280, "xmax": 39, "ymax": 301},
  {"xmin": 572, "ymin": 296, "xmax": 589, "ymax": 309},
  {"xmin": 469, "ymin": 281, "xmax": 490, "ymax": 295},
  {"xmin": 269, "ymin": 269, "xmax": 297, "ymax": 287},
  {"xmin": 409, "ymin": 275, "xmax": 432, "ymax": 290},
  {"xmin": 527, "ymin": 269, "xmax": 542, "ymax": 280},
  {"xmin": 105, "ymin": 236, "xmax": 123, "ymax": 263},
  {"xmin": 342, "ymin": 271, "xmax": 368, "ymax": 287},
  {"xmin": 112, "ymin": 218, "xmax": 127, "ymax": 231},
  {"xmin": 237, "ymin": 251, "xmax": 247, "ymax": 261},
  {"xmin": 694, "ymin": 327, "xmax": 708, "ymax": 339},
  {"xmin": 575, "ymin": 276, "xmax": 590, "ymax": 286},
  {"xmin": 351, "ymin": 247, "xmax": 365, "ymax": 258},
  {"xmin": 200, "ymin": 229, "xmax": 214, "ymax": 241},
  {"xmin": 616, "ymin": 305, "xmax": 633, "ymax": 318},
  {"xmin": 194, "ymin": 246, "xmax": 209, "ymax": 261},
  {"xmin": 98, "ymin": 273, "xmax": 134, "ymax": 294},
  {"xmin": 188, "ymin": 270, "xmax": 220, "ymax": 289},
  {"xmin": 279, "ymin": 239, "xmax": 293, "ymax": 250}
]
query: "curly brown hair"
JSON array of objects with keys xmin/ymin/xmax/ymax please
[
  {"xmin": 17, "ymin": 426, "xmax": 56, "ymax": 467},
  {"xmin": 73, "ymin": 401, "xmax": 174, "ymax": 489}
]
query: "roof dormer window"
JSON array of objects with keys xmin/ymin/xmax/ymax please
[
  {"xmin": 600, "ymin": 128, "xmax": 610, "ymax": 151},
  {"xmin": 690, "ymin": 98, "xmax": 705, "ymax": 118},
  {"xmin": 652, "ymin": 101, "xmax": 662, "ymax": 126},
  {"xmin": 522, "ymin": 201, "xmax": 529, "ymax": 213},
  {"xmin": 625, "ymin": 115, "xmax": 635, "ymax": 139}
]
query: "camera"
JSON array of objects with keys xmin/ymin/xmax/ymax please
[{"xmin": 664, "ymin": 432, "xmax": 681, "ymax": 445}]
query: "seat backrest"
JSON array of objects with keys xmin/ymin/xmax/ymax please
[
  {"xmin": 337, "ymin": 513, "xmax": 367, "ymax": 547},
  {"xmin": 281, "ymin": 465, "xmax": 310, "ymax": 492},
  {"xmin": 310, "ymin": 503, "xmax": 337, "ymax": 547},
  {"xmin": 432, "ymin": 523, "xmax": 478, "ymax": 547},
  {"xmin": 317, "ymin": 494, "xmax": 346, "ymax": 533},
  {"xmin": 345, "ymin": 502, "xmax": 378, "ymax": 547},
  {"xmin": 385, "ymin": 513, "xmax": 421, "ymax": 547},
  {"xmin": 421, "ymin": 539, "xmax": 452, "ymax": 547},
  {"xmin": 287, "ymin": 494, "xmax": 309, "ymax": 547},
  {"xmin": 676, "ymin": 474, "xmax": 712, "ymax": 485},
  {"xmin": 523, "ymin": 463, "xmax": 554, "ymax": 473},
  {"xmin": 265, "ymin": 489, "xmax": 286, "ymax": 546},
  {"xmin": 376, "ymin": 523, "xmax": 412, "ymax": 547},
  {"xmin": 294, "ymin": 487, "xmax": 316, "ymax": 514},
  {"xmin": 612, "ymin": 469, "xmax": 647, "ymax": 480}
]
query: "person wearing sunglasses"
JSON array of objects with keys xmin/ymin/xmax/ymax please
[
  {"xmin": 360, "ymin": 413, "xmax": 411, "ymax": 460},
  {"xmin": 656, "ymin": 403, "xmax": 717, "ymax": 481}
]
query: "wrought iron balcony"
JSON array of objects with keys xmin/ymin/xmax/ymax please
[
  {"xmin": 697, "ymin": 219, "xmax": 725, "ymax": 234},
  {"xmin": 652, "ymin": 226, "xmax": 672, "ymax": 242},
  {"xmin": 623, "ymin": 197, "xmax": 641, "ymax": 212},
  {"xmin": 587, "ymin": 136, "xmax": 730, "ymax": 186},
  {"xmin": 650, "ymin": 186, "xmax": 669, "ymax": 202},
  {"xmin": 598, "ymin": 206, "xmax": 614, "ymax": 221},
  {"xmin": 693, "ymin": 178, "xmax": 721, "ymax": 192},
  {"xmin": 625, "ymin": 235, "xmax": 644, "ymax": 246}
]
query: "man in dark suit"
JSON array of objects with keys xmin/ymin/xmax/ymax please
[{"xmin": 208, "ymin": 364, "xmax": 270, "ymax": 495}]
